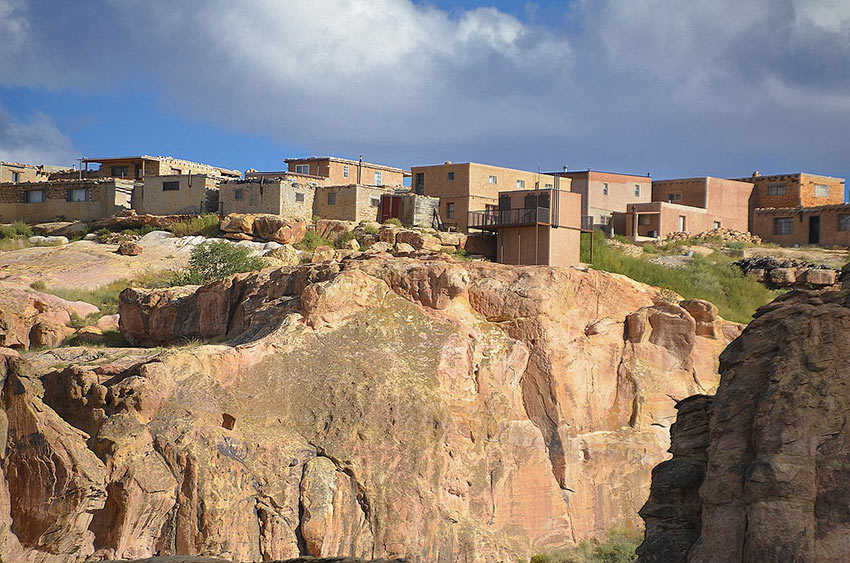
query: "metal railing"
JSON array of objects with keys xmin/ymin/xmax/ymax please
[{"xmin": 468, "ymin": 207, "xmax": 551, "ymax": 230}]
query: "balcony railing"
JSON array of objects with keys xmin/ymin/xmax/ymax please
[{"xmin": 468, "ymin": 207, "xmax": 551, "ymax": 230}]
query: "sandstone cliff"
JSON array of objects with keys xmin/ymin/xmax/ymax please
[
  {"xmin": 1, "ymin": 255, "xmax": 740, "ymax": 562},
  {"xmin": 638, "ymin": 279, "xmax": 850, "ymax": 562}
]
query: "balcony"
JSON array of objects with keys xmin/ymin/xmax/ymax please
[{"xmin": 468, "ymin": 207, "xmax": 551, "ymax": 231}]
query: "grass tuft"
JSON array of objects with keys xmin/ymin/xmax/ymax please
[
  {"xmin": 526, "ymin": 529, "xmax": 641, "ymax": 563},
  {"xmin": 295, "ymin": 230, "xmax": 333, "ymax": 252}
]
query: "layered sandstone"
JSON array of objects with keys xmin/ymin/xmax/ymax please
[
  {"xmin": 4, "ymin": 256, "xmax": 740, "ymax": 562},
  {"xmin": 638, "ymin": 280, "xmax": 850, "ymax": 562}
]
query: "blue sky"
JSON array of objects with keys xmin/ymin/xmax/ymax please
[{"xmin": 1, "ymin": 0, "xmax": 848, "ymax": 197}]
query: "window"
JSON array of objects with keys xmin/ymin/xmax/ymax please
[
  {"xmin": 415, "ymin": 173, "xmax": 425, "ymax": 194},
  {"xmin": 111, "ymin": 166, "xmax": 129, "ymax": 178},
  {"xmin": 773, "ymin": 217, "xmax": 793, "ymax": 235},
  {"xmin": 815, "ymin": 184, "xmax": 830, "ymax": 197},
  {"xmin": 25, "ymin": 190, "xmax": 44, "ymax": 203},
  {"xmin": 602, "ymin": 182, "xmax": 609, "ymax": 195},
  {"xmin": 67, "ymin": 188, "xmax": 89, "ymax": 202},
  {"xmin": 234, "ymin": 188, "xmax": 244, "ymax": 200},
  {"xmin": 295, "ymin": 164, "xmax": 310, "ymax": 174},
  {"xmin": 668, "ymin": 193, "xmax": 682, "ymax": 202},
  {"xmin": 638, "ymin": 214, "xmax": 650, "ymax": 225},
  {"xmin": 447, "ymin": 172, "xmax": 455, "ymax": 181},
  {"xmin": 635, "ymin": 184, "xmax": 641, "ymax": 197},
  {"xmin": 767, "ymin": 183, "xmax": 786, "ymax": 196},
  {"xmin": 374, "ymin": 171, "xmax": 383, "ymax": 186},
  {"xmin": 295, "ymin": 192, "xmax": 305, "ymax": 203},
  {"xmin": 600, "ymin": 215, "xmax": 610, "ymax": 225},
  {"xmin": 162, "ymin": 181, "xmax": 180, "ymax": 191},
  {"xmin": 488, "ymin": 175, "xmax": 498, "ymax": 184},
  {"xmin": 370, "ymin": 197, "xmax": 380, "ymax": 207},
  {"xmin": 678, "ymin": 216, "xmax": 686, "ymax": 232},
  {"xmin": 327, "ymin": 191, "xmax": 336, "ymax": 205},
  {"xmin": 516, "ymin": 179, "xmax": 525, "ymax": 189},
  {"xmin": 170, "ymin": 168, "xmax": 182, "ymax": 175},
  {"xmin": 11, "ymin": 171, "xmax": 20, "ymax": 183},
  {"xmin": 343, "ymin": 165, "xmax": 349, "ymax": 178},
  {"xmin": 545, "ymin": 183, "xmax": 553, "ymax": 189},
  {"xmin": 839, "ymin": 214, "xmax": 850, "ymax": 232},
  {"xmin": 446, "ymin": 202, "xmax": 455, "ymax": 219},
  {"xmin": 713, "ymin": 221, "xmax": 721, "ymax": 229}
]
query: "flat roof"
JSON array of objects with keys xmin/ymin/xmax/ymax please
[
  {"xmin": 82, "ymin": 155, "xmax": 241, "ymax": 176},
  {"xmin": 549, "ymin": 169, "xmax": 651, "ymax": 179},
  {"xmin": 731, "ymin": 172, "xmax": 846, "ymax": 182},
  {"xmin": 412, "ymin": 161, "xmax": 560, "ymax": 176},
  {"xmin": 285, "ymin": 156, "xmax": 409, "ymax": 174}
]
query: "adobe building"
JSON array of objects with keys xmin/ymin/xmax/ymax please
[
  {"xmin": 734, "ymin": 172, "xmax": 845, "ymax": 209},
  {"xmin": 1, "ymin": 161, "xmax": 70, "ymax": 184},
  {"xmin": 467, "ymin": 187, "xmax": 582, "ymax": 267},
  {"xmin": 136, "ymin": 174, "xmax": 219, "ymax": 215},
  {"xmin": 410, "ymin": 162, "xmax": 567, "ymax": 232},
  {"xmin": 379, "ymin": 192, "xmax": 441, "ymax": 228},
  {"xmin": 313, "ymin": 184, "xmax": 393, "ymax": 222},
  {"xmin": 285, "ymin": 156, "xmax": 408, "ymax": 188},
  {"xmin": 245, "ymin": 169, "xmax": 328, "ymax": 186},
  {"xmin": 0, "ymin": 179, "xmax": 134, "ymax": 223},
  {"xmin": 551, "ymin": 169, "xmax": 651, "ymax": 231},
  {"xmin": 52, "ymin": 155, "xmax": 241, "ymax": 181},
  {"xmin": 753, "ymin": 204, "xmax": 850, "ymax": 246},
  {"xmin": 613, "ymin": 177, "xmax": 754, "ymax": 240},
  {"xmin": 219, "ymin": 177, "xmax": 316, "ymax": 221}
]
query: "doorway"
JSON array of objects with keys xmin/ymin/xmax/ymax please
[
  {"xmin": 809, "ymin": 215, "xmax": 820, "ymax": 244},
  {"xmin": 678, "ymin": 215, "xmax": 686, "ymax": 232}
]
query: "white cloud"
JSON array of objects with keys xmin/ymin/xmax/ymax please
[{"xmin": 0, "ymin": 104, "xmax": 78, "ymax": 166}]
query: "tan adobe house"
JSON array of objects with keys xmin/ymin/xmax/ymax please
[
  {"xmin": 245, "ymin": 169, "xmax": 329, "ymax": 186},
  {"xmin": 613, "ymin": 177, "xmax": 754, "ymax": 240},
  {"xmin": 753, "ymin": 203, "xmax": 850, "ymax": 246},
  {"xmin": 313, "ymin": 184, "xmax": 394, "ymax": 223},
  {"xmin": 285, "ymin": 156, "xmax": 408, "ymax": 188},
  {"xmin": 0, "ymin": 179, "xmax": 133, "ymax": 223},
  {"xmin": 468, "ymin": 187, "xmax": 582, "ymax": 266},
  {"xmin": 219, "ymin": 176, "xmax": 316, "ymax": 221},
  {"xmin": 379, "ymin": 192, "xmax": 441, "ymax": 228},
  {"xmin": 411, "ymin": 162, "xmax": 568, "ymax": 232},
  {"xmin": 733, "ymin": 172, "xmax": 845, "ymax": 209},
  {"xmin": 1, "ymin": 161, "xmax": 71, "ymax": 184},
  {"xmin": 51, "ymin": 155, "xmax": 241, "ymax": 181},
  {"xmin": 135, "ymin": 174, "xmax": 219, "ymax": 215},
  {"xmin": 551, "ymin": 169, "xmax": 651, "ymax": 230}
]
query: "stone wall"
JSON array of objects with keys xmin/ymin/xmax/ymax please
[{"xmin": 0, "ymin": 179, "xmax": 134, "ymax": 223}]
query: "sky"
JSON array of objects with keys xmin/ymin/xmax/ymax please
[{"xmin": 0, "ymin": 0, "xmax": 848, "ymax": 195}]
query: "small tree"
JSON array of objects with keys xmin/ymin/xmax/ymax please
[{"xmin": 174, "ymin": 240, "xmax": 264, "ymax": 286}]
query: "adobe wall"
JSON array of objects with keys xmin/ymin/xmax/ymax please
[
  {"xmin": 0, "ymin": 180, "xmax": 133, "ymax": 223},
  {"xmin": 314, "ymin": 184, "xmax": 390, "ymax": 222},
  {"xmin": 617, "ymin": 202, "xmax": 711, "ymax": 239},
  {"xmin": 220, "ymin": 180, "xmax": 315, "ymax": 220},
  {"xmin": 139, "ymin": 174, "xmax": 217, "ymax": 215},
  {"xmin": 745, "ymin": 174, "xmax": 845, "ymax": 209},
  {"xmin": 651, "ymin": 177, "xmax": 753, "ymax": 232},
  {"xmin": 560, "ymin": 171, "xmax": 651, "ymax": 225},
  {"xmin": 752, "ymin": 204, "xmax": 850, "ymax": 247},
  {"xmin": 288, "ymin": 159, "xmax": 405, "ymax": 187},
  {"xmin": 0, "ymin": 163, "xmax": 51, "ymax": 184}
]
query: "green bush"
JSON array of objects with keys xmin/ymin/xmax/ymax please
[
  {"xmin": 334, "ymin": 231, "xmax": 358, "ymax": 249},
  {"xmin": 580, "ymin": 231, "xmax": 778, "ymax": 323},
  {"xmin": 0, "ymin": 220, "xmax": 33, "ymax": 239},
  {"xmin": 42, "ymin": 270, "xmax": 174, "ymax": 316},
  {"xmin": 363, "ymin": 225, "xmax": 380, "ymax": 235},
  {"xmin": 528, "ymin": 529, "xmax": 640, "ymax": 563},
  {"xmin": 382, "ymin": 217, "xmax": 403, "ymax": 227},
  {"xmin": 295, "ymin": 230, "xmax": 333, "ymax": 252},
  {"xmin": 169, "ymin": 214, "xmax": 221, "ymax": 237},
  {"xmin": 172, "ymin": 240, "xmax": 264, "ymax": 286}
]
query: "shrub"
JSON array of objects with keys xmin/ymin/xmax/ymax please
[
  {"xmin": 0, "ymin": 220, "xmax": 33, "ymax": 239},
  {"xmin": 363, "ymin": 225, "xmax": 380, "ymax": 235},
  {"xmin": 528, "ymin": 529, "xmax": 640, "ymax": 563},
  {"xmin": 172, "ymin": 240, "xmax": 264, "ymax": 286},
  {"xmin": 169, "ymin": 214, "xmax": 221, "ymax": 237},
  {"xmin": 40, "ymin": 270, "xmax": 175, "ymax": 315},
  {"xmin": 30, "ymin": 280, "xmax": 47, "ymax": 291},
  {"xmin": 382, "ymin": 217, "xmax": 403, "ymax": 227},
  {"xmin": 334, "ymin": 231, "xmax": 357, "ymax": 249},
  {"xmin": 295, "ymin": 230, "xmax": 333, "ymax": 252}
]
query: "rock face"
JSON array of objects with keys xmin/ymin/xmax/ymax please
[
  {"xmin": 117, "ymin": 241, "xmax": 143, "ymax": 256},
  {"xmin": 6, "ymin": 257, "xmax": 740, "ymax": 562},
  {"xmin": 638, "ymin": 284, "xmax": 850, "ymax": 562}
]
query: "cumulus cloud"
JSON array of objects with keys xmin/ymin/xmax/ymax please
[
  {"xmin": 0, "ymin": 104, "xmax": 78, "ymax": 166},
  {"xmin": 0, "ymin": 0, "xmax": 848, "ymax": 178}
]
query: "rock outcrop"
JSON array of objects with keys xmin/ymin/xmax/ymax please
[
  {"xmin": 5, "ymin": 256, "xmax": 741, "ymax": 562},
  {"xmin": 638, "ymin": 282, "xmax": 850, "ymax": 562}
]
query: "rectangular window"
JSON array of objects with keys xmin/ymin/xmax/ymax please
[
  {"xmin": 11, "ymin": 171, "xmax": 20, "ymax": 183},
  {"xmin": 68, "ymin": 188, "xmax": 89, "ymax": 202},
  {"xmin": 111, "ymin": 166, "xmax": 129, "ymax": 178},
  {"xmin": 343, "ymin": 165, "xmax": 349, "ymax": 178},
  {"xmin": 170, "ymin": 167, "xmax": 182, "ymax": 175},
  {"xmin": 635, "ymin": 184, "xmax": 641, "ymax": 197},
  {"xmin": 327, "ymin": 191, "xmax": 336, "ymax": 205},
  {"xmin": 488, "ymin": 175, "xmax": 497, "ymax": 184},
  {"xmin": 713, "ymin": 221, "xmax": 721, "ymax": 229},
  {"xmin": 295, "ymin": 192, "xmax": 305, "ymax": 203},
  {"xmin": 545, "ymin": 183, "xmax": 553, "ymax": 189},
  {"xmin": 374, "ymin": 171, "xmax": 383, "ymax": 186},
  {"xmin": 370, "ymin": 196, "xmax": 380, "ymax": 207},
  {"xmin": 767, "ymin": 183, "xmax": 786, "ymax": 196},
  {"xmin": 600, "ymin": 215, "xmax": 610, "ymax": 225},
  {"xmin": 162, "ymin": 181, "xmax": 180, "ymax": 191},
  {"xmin": 415, "ymin": 173, "xmax": 424, "ymax": 194},
  {"xmin": 602, "ymin": 182, "xmax": 609, "ymax": 195},
  {"xmin": 234, "ymin": 188, "xmax": 244, "ymax": 200},
  {"xmin": 446, "ymin": 202, "xmax": 455, "ymax": 219},
  {"xmin": 668, "ymin": 193, "xmax": 682, "ymax": 202},
  {"xmin": 516, "ymin": 179, "xmax": 525, "ymax": 189},
  {"xmin": 839, "ymin": 214, "xmax": 850, "ymax": 232},
  {"xmin": 447, "ymin": 171, "xmax": 455, "ymax": 181},
  {"xmin": 773, "ymin": 217, "xmax": 793, "ymax": 235},
  {"xmin": 25, "ymin": 190, "xmax": 44, "ymax": 203},
  {"xmin": 295, "ymin": 164, "xmax": 310, "ymax": 174},
  {"xmin": 815, "ymin": 184, "xmax": 830, "ymax": 197},
  {"xmin": 638, "ymin": 214, "xmax": 650, "ymax": 225}
]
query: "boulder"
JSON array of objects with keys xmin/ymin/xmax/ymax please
[
  {"xmin": 117, "ymin": 241, "xmax": 143, "ymax": 256},
  {"xmin": 435, "ymin": 231, "xmax": 467, "ymax": 247},
  {"xmin": 266, "ymin": 244, "xmax": 300, "ymax": 266},
  {"xmin": 73, "ymin": 326, "xmax": 105, "ymax": 344},
  {"xmin": 343, "ymin": 238, "xmax": 361, "ymax": 251},
  {"xmin": 96, "ymin": 314, "xmax": 120, "ymax": 332},
  {"xmin": 768, "ymin": 267, "xmax": 797, "ymax": 286},
  {"xmin": 395, "ymin": 230, "xmax": 441, "ymax": 252},
  {"xmin": 310, "ymin": 245, "xmax": 336, "ymax": 263},
  {"xmin": 393, "ymin": 242, "xmax": 415, "ymax": 254},
  {"xmin": 316, "ymin": 219, "xmax": 358, "ymax": 242},
  {"xmin": 680, "ymin": 299, "xmax": 719, "ymax": 339},
  {"xmin": 366, "ymin": 241, "xmax": 392, "ymax": 254},
  {"xmin": 378, "ymin": 227, "xmax": 399, "ymax": 245},
  {"xmin": 28, "ymin": 235, "xmax": 69, "ymax": 246},
  {"xmin": 222, "ymin": 232, "xmax": 254, "ymax": 241},
  {"xmin": 251, "ymin": 215, "xmax": 307, "ymax": 244},
  {"xmin": 801, "ymin": 268, "xmax": 836, "ymax": 286},
  {"xmin": 29, "ymin": 321, "xmax": 74, "ymax": 348},
  {"xmin": 220, "ymin": 213, "xmax": 256, "ymax": 234}
]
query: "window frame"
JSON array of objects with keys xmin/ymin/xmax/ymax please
[
  {"xmin": 370, "ymin": 196, "xmax": 380, "ymax": 208},
  {"xmin": 343, "ymin": 165, "xmax": 349, "ymax": 179},
  {"xmin": 327, "ymin": 191, "xmax": 336, "ymax": 205},
  {"xmin": 602, "ymin": 182, "xmax": 609, "ymax": 195},
  {"xmin": 635, "ymin": 184, "xmax": 641, "ymax": 197},
  {"xmin": 234, "ymin": 188, "xmax": 244, "ymax": 201},
  {"xmin": 446, "ymin": 202, "xmax": 455, "ymax": 219},
  {"xmin": 767, "ymin": 183, "xmax": 787, "ymax": 196},
  {"xmin": 838, "ymin": 214, "xmax": 850, "ymax": 232},
  {"xmin": 488, "ymin": 175, "xmax": 498, "ymax": 184},
  {"xmin": 295, "ymin": 164, "xmax": 310, "ymax": 175},
  {"xmin": 668, "ymin": 193, "xmax": 682, "ymax": 202},
  {"xmin": 516, "ymin": 179, "xmax": 526, "ymax": 189},
  {"xmin": 374, "ymin": 170, "xmax": 383, "ymax": 186},
  {"xmin": 110, "ymin": 165, "xmax": 129, "ymax": 178},
  {"xmin": 162, "ymin": 180, "xmax": 180, "ymax": 191},
  {"xmin": 637, "ymin": 214, "xmax": 650, "ymax": 226},
  {"xmin": 447, "ymin": 172, "xmax": 455, "ymax": 181},
  {"xmin": 68, "ymin": 188, "xmax": 89, "ymax": 202},
  {"xmin": 295, "ymin": 192, "xmax": 305, "ymax": 203},
  {"xmin": 814, "ymin": 184, "xmax": 830, "ymax": 197},
  {"xmin": 773, "ymin": 217, "xmax": 793, "ymax": 235},
  {"xmin": 25, "ymin": 189, "xmax": 44, "ymax": 203},
  {"xmin": 11, "ymin": 171, "xmax": 20, "ymax": 183}
]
